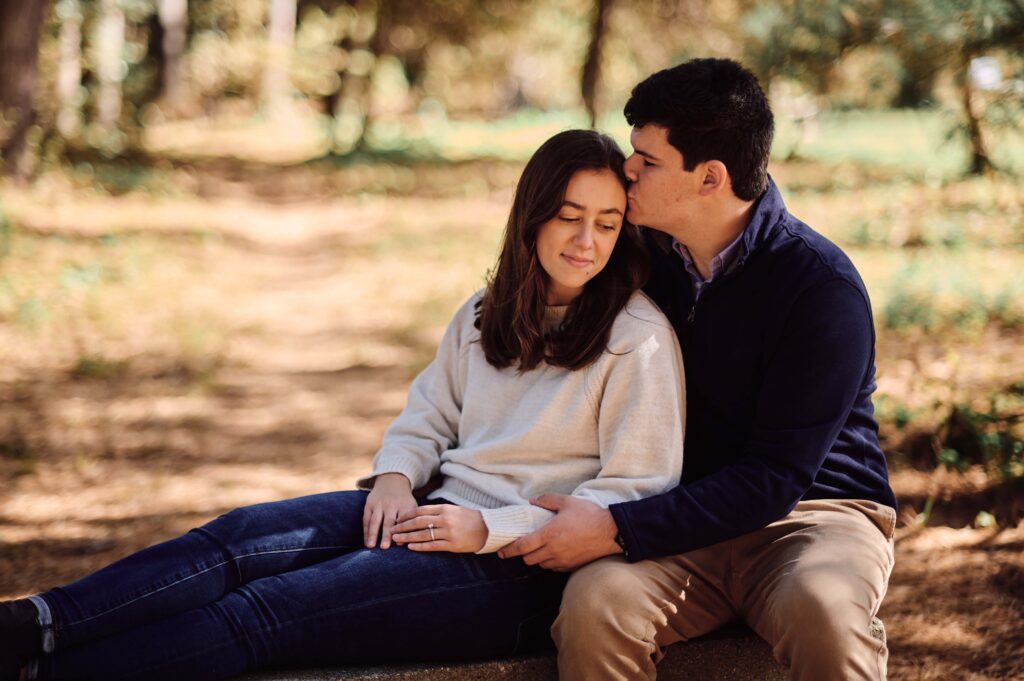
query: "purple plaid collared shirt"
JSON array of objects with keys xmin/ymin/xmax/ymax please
[{"xmin": 671, "ymin": 231, "xmax": 747, "ymax": 300}]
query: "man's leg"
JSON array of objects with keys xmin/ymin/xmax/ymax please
[
  {"xmin": 738, "ymin": 500, "xmax": 895, "ymax": 681},
  {"xmin": 552, "ymin": 549, "xmax": 735, "ymax": 681}
]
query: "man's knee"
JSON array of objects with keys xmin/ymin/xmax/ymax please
[
  {"xmin": 553, "ymin": 558, "xmax": 658, "ymax": 647},
  {"xmin": 764, "ymin": 569, "xmax": 885, "ymax": 679},
  {"xmin": 553, "ymin": 558, "xmax": 665, "ymax": 681}
]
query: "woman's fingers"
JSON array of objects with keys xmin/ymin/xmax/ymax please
[
  {"xmin": 363, "ymin": 504, "xmax": 383, "ymax": 548},
  {"xmin": 392, "ymin": 513, "xmax": 441, "ymax": 535},
  {"xmin": 407, "ymin": 539, "xmax": 452, "ymax": 552},
  {"xmin": 392, "ymin": 527, "xmax": 439, "ymax": 544},
  {"xmin": 380, "ymin": 508, "xmax": 400, "ymax": 549},
  {"xmin": 392, "ymin": 514, "xmax": 446, "ymax": 545}
]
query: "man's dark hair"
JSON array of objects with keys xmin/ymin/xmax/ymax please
[
  {"xmin": 624, "ymin": 58, "xmax": 774, "ymax": 201},
  {"xmin": 477, "ymin": 129, "xmax": 648, "ymax": 372}
]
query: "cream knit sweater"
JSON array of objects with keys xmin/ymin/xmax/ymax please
[{"xmin": 357, "ymin": 290, "xmax": 685, "ymax": 553}]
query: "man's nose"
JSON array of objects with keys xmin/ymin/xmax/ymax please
[{"xmin": 623, "ymin": 154, "xmax": 639, "ymax": 182}]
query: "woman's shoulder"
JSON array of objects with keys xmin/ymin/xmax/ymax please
[
  {"xmin": 613, "ymin": 291, "xmax": 674, "ymax": 333},
  {"xmin": 453, "ymin": 289, "xmax": 485, "ymax": 320},
  {"xmin": 443, "ymin": 289, "xmax": 484, "ymax": 342},
  {"xmin": 606, "ymin": 291, "xmax": 678, "ymax": 353}
]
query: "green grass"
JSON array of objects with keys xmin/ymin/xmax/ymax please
[{"xmin": 372, "ymin": 107, "xmax": 1024, "ymax": 180}]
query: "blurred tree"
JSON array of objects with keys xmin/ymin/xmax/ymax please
[
  {"xmin": 0, "ymin": 0, "xmax": 50, "ymax": 180},
  {"xmin": 55, "ymin": 0, "xmax": 84, "ymax": 139},
  {"xmin": 94, "ymin": 0, "xmax": 126, "ymax": 132},
  {"xmin": 870, "ymin": 0, "xmax": 1023, "ymax": 174},
  {"xmin": 264, "ymin": 0, "xmax": 297, "ymax": 116},
  {"xmin": 582, "ymin": 0, "xmax": 614, "ymax": 128},
  {"xmin": 742, "ymin": 0, "xmax": 1024, "ymax": 175},
  {"xmin": 336, "ymin": 0, "xmax": 382, "ymax": 151},
  {"xmin": 157, "ymin": 0, "xmax": 189, "ymax": 112},
  {"xmin": 305, "ymin": 0, "xmax": 510, "ymax": 153}
]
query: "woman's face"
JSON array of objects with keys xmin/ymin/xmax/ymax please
[{"xmin": 535, "ymin": 169, "xmax": 626, "ymax": 305}]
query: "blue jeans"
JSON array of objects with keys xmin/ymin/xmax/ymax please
[{"xmin": 31, "ymin": 491, "xmax": 567, "ymax": 681}]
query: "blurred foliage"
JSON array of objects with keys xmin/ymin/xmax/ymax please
[
  {"xmin": 939, "ymin": 385, "xmax": 1024, "ymax": 480},
  {"xmin": 0, "ymin": 199, "xmax": 10, "ymax": 258},
  {"xmin": 5, "ymin": 0, "xmax": 1018, "ymax": 175},
  {"xmin": 881, "ymin": 260, "xmax": 1024, "ymax": 333},
  {"xmin": 740, "ymin": 0, "xmax": 1024, "ymax": 173}
]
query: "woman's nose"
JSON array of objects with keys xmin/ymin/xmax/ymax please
[{"xmin": 573, "ymin": 223, "xmax": 595, "ymax": 248}]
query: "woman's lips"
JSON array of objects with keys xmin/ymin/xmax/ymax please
[{"xmin": 561, "ymin": 253, "xmax": 593, "ymax": 268}]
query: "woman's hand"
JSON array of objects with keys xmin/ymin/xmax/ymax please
[
  {"xmin": 363, "ymin": 473, "xmax": 417, "ymax": 549},
  {"xmin": 392, "ymin": 504, "xmax": 488, "ymax": 553}
]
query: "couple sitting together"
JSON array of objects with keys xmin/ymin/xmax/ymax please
[{"xmin": 1, "ymin": 58, "xmax": 897, "ymax": 681}]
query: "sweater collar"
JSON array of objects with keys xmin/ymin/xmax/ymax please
[{"xmin": 542, "ymin": 304, "xmax": 569, "ymax": 330}]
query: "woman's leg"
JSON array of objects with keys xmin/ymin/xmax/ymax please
[
  {"xmin": 36, "ymin": 491, "xmax": 370, "ymax": 652},
  {"xmin": 37, "ymin": 545, "xmax": 568, "ymax": 681}
]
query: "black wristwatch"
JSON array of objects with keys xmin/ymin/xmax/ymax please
[{"xmin": 614, "ymin": 531, "xmax": 629, "ymax": 559}]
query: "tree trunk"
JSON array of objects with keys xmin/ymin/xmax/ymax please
[
  {"xmin": 332, "ymin": 0, "xmax": 383, "ymax": 153},
  {"xmin": 959, "ymin": 52, "xmax": 994, "ymax": 176},
  {"xmin": 581, "ymin": 0, "xmax": 613, "ymax": 129},
  {"xmin": 95, "ymin": 0, "xmax": 126, "ymax": 130},
  {"xmin": 355, "ymin": 0, "xmax": 392, "ymax": 152},
  {"xmin": 0, "ymin": 0, "xmax": 49, "ymax": 180},
  {"xmin": 56, "ymin": 0, "xmax": 84, "ymax": 139},
  {"xmin": 158, "ymin": 0, "xmax": 188, "ymax": 111},
  {"xmin": 263, "ymin": 0, "xmax": 297, "ymax": 116}
]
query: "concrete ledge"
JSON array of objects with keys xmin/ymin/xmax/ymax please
[{"xmin": 240, "ymin": 625, "xmax": 787, "ymax": 681}]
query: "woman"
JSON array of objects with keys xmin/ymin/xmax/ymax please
[{"xmin": 0, "ymin": 130, "xmax": 685, "ymax": 681}]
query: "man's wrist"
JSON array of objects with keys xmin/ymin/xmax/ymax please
[
  {"xmin": 599, "ymin": 507, "xmax": 628, "ymax": 559},
  {"xmin": 613, "ymin": 529, "xmax": 629, "ymax": 559}
]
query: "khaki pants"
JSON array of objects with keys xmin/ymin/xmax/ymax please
[{"xmin": 553, "ymin": 499, "xmax": 896, "ymax": 681}]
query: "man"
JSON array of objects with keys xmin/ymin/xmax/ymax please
[{"xmin": 499, "ymin": 58, "xmax": 897, "ymax": 681}]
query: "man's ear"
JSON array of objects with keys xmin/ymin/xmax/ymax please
[{"xmin": 698, "ymin": 161, "xmax": 729, "ymax": 196}]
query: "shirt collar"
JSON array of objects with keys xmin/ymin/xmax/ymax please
[{"xmin": 671, "ymin": 229, "xmax": 746, "ymax": 284}]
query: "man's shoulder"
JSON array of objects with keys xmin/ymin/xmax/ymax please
[{"xmin": 764, "ymin": 213, "xmax": 867, "ymax": 294}]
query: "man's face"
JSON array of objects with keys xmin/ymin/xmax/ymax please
[{"xmin": 623, "ymin": 124, "xmax": 704, "ymax": 239}]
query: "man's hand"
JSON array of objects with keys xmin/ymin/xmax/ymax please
[
  {"xmin": 497, "ymin": 495, "xmax": 622, "ymax": 571},
  {"xmin": 363, "ymin": 473, "xmax": 417, "ymax": 549},
  {"xmin": 392, "ymin": 504, "xmax": 488, "ymax": 553}
]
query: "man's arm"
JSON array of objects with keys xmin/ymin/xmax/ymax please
[
  {"xmin": 615, "ymin": 277, "xmax": 875, "ymax": 560},
  {"xmin": 504, "ymin": 278, "xmax": 874, "ymax": 567}
]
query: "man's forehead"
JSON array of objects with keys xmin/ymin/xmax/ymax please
[{"xmin": 630, "ymin": 124, "xmax": 674, "ymax": 157}]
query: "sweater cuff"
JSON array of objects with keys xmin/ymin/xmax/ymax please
[
  {"xmin": 477, "ymin": 506, "xmax": 533, "ymax": 554},
  {"xmin": 355, "ymin": 456, "xmax": 431, "ymax": 491}
]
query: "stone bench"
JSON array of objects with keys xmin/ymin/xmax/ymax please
[
  {"xmin": 239, "ymin": 625, "xmax": 789, "ymax": 680},
  {"xmin": 240, "ymin": 619, "xmax": 884, "ymax": 680}
]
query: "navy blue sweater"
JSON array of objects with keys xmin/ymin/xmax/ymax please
[{"xmin": 610, "ymin": 179, "xmax": 897, "ymax": 562}]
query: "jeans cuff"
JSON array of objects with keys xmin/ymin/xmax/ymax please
[{"xmin": 26, "ymin": 595, "xmax": 55, "ymax": 654}]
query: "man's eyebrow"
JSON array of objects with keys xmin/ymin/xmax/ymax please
[
  {"xmin": 563, "ymin": 200, "xmax": 623, "ymax": 216},
  {"xmin": 634, "ymin": 148, "xmax": 660, "ymax": 162}
]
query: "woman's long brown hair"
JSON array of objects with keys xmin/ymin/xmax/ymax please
[{"xmin": 476, "ymin": 129, "xmax": 648, "ymax": 371}]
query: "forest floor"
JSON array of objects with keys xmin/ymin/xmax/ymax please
[{"xmin": 1, "ymin": 155, "xmax": 1023, "ymax": 679}]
